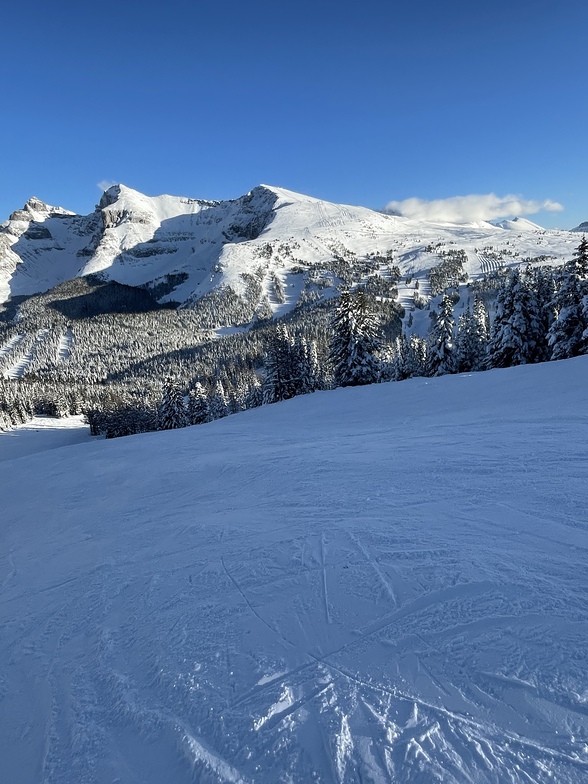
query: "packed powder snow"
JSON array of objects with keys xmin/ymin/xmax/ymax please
[{"xmin": 1, "ymin": 359, "xmax": 588, "ymax": 782}]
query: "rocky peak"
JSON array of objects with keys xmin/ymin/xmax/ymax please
[
  {"xmin": 9, "ymin": 196, "xmax": 72, "ymax": 223},
  {"xmin": 98, "ymin": 185, "xmax": 122, "ymax": 210}
]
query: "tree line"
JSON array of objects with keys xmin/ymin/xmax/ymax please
[{"xmin": 1, "ymin": 238, "xmax": 587, "ymax": 438}]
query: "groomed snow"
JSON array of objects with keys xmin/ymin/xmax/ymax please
[
  {"xmin": 0, "ymin": 415, "xmax": 93, "ymax": 462},
  {"xmin": 1, "ymin": 360, "xmax": 588, "ymax": 782}
]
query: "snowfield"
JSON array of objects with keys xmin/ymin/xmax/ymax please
[
  {"xmin": 1, "ymin": 359, "xmax": 588, "ymax": 783},
  {"xmin": 0, "ymin": 415, "xmax": 93, "ymax": 462}
]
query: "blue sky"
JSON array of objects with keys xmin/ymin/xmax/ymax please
[{"xmin": 1, "ymin": 0, "xmax": 586, "ymax": 227}]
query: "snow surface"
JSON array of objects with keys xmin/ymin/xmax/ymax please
[
  {"xmin": 1, "ymin": 360, "xmax": 588, "ymax": 782},
  {"xmin": 0, "ymin": 415, "xmax": 93, "ymax": 462}
]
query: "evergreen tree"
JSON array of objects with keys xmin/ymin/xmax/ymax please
[
  {"xmin": 295, "ymin": 335, "xmax": 320, "ymax": 394},
  {"xmin": 527, "ymin": 267, "xmax": 555, "ymax": 362},
  {"xmin": 405, "ymin": 334, "xmax": 428, "ymax": 378},
  {"xmin": 187, "ymin": 382, "xmax": 211, "ymax": 425},
  {"xmin": 245, "ymin": 376, "xmax": 263, "ymax": 409},
  {"xmin": 329, "ymin": 290, "xmax": 380, "ymax": 387},
  {"xmin": 392, "ymin": 334, "xmax": 410, "ymax": 380},
  {"xmin": 471, "ymin": 297, "xmax": 490, "ymax": 368},
  {"xmin": 262, "ymin": 325, "xmax": 301, "ymax": 404},
  {"xmin": 427, "ymin": 294, "xmax": 456, "ymax": 376},
  {"xmin": 548, "ymin": 267, "xmax": 586, "ymax": 360},
  {"xmin": 581, "ymin": 292, "xmax": 588, "ymax": 353},
  {"xmin": 209, "ymin": 379, "xmax": 229, "ymax": 420},
  {"xmin": 158, "ymin": 377, "xmax": 187, "ymax": 430},
  {"xmin": 571, "ymin": 235, "xmax": 588, "ymax": 277},
  {"xmin": 455, "ymin": 306, "xmax": 476, "ymax": 373},
  {"xmin": 486, "ymin": 270, "xmax": 542, "ymax": 368},
  {"xmin": 455, "ymin": 298, "xmax": 489, "ymax": 372},
  {"xmin": 390, "ymin": 333, "xmax": 428, "ymax": 381}
]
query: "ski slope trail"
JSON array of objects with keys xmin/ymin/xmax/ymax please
[
  {"xmin": 5, "ymin": 328, "xmax": 50, "ymax": 378},
  {"xmin": 56, "ymin": 327, "xmax": 74, "ymax": 362},
  {"xmin": 1, "ymin": 359, "xmax": 588, "ymax": 783},
  {"xmin": 0, "ymin": 415, "xmax": 92, "ymax": 462},
  {"xmin": 0, "ymin": 333, "xmax": 25, "ymax": 360}
]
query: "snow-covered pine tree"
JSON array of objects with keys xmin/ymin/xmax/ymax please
[
  {"xmin": 187, "ymin": 382, "xmax": 211, "ymax": 425},
  {"xmin": 455, "ymin": 306, "xmax": 476, "ymax": 373},
  {"xmin": 548, "ymin": 265, "xmax": 586, "ymax": 360},
  {"xmin": 571, "ymin": 235, "xmax": 588, "ymax": 277},
  {"xmin": 526, "ymin": 267, "xmax": 554, "ymax": 362},
  {"xmin": 471, "ymin": 297, "xmax": 490, "ymax": 368},
  {"xmin": 245, "ymin": 376, "xmax": 263, "ymax": 409},
  {"xmin": 455, "ymin": 298, "xmax": 489, "ymax": 372},
  {"xmin": 392, "ymin": 334, "xmax": 409, "ymax": 380},
  {"xmin": 231, "ymin": 374, "xmax": 252, "ymax": 413},
  {"xmin": 294, "ymin": 335, "xmax": 320, "ymax": 394},
  {"xmin": 329, "ymin": 290, "xmax": 380, "ymax": 387},
  {"xmin": 581, "ymin": 292, "xmax": 588, "ymax": 354},
  {"xmin": 262, "ymin": 325, "xmax": 301, "ymax": 404},
  {"xmin": 158, "ymin": 377, "xmax": 187, "ymax": 430},
  {"xmin": 407, "ymin": 334, "xmax": 428, "ymax": 377},
  {"xmin": 473, "ymin": 297, "xmax": 490, "ymax": 340},
  {"xmin": 427, "ymin": 294, "xmax": 456, "ymax": 376},
  {"xmin": 209, "ymin": 379, "xmax": 229, "ymax": 420},
  {"xmin": 486, "ymin": 270, "xmax": 543, "ymax": 368}
]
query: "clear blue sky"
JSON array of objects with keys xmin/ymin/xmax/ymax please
[{"xmin": 1, "ymin": 0, "xmax": 586, "ymax": 227}]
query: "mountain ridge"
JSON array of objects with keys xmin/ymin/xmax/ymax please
[{"xmin": 0, "ymin": 183, "xmax": 583, "ymax": 325}]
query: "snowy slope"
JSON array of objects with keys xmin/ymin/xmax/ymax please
[
  {"xmin": 1, "ymin": 359, "xmax": 588, "ymax": 783},
  {"xmin": 0, "ymin": 415, "xmax": 93, "ymax": 462},
  {"xmin": 0, "ymin": 184, "xmax": 582, "ymax": 321},
  {"xmin": 493, "ymin": 217, "xmax": 545, "ymax": 232},
  {"xmin": 0, "ymin": 197, "xmax": 89, "ymax": 302}
]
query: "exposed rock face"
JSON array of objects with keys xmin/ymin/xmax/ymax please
[
  {"xmin": 99, "ymin": 186, "xmax": 152, "ymax": 228},
  {"xmin": 98, "ymin": 186, "xmax": 121, "ymax": 209},
  {"xmin": 23, "ymin": 225, "xmax": 52, "ymax": 240},
  {"xmin": 9, "ymin": 197, "xmax": 72, "ymax": 223}
]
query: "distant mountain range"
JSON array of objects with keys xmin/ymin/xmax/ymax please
[{"xmin": 0, "ymin": 184, "xmax": 584, "ymax": 319}]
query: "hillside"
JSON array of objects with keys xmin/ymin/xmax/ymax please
[{"xmin": 1, "ymin": 358, "xmax": 587, "ymax": 783}]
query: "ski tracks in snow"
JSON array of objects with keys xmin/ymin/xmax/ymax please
[
  {"xmin": 4, "ymin": 515, "xmax": 587, "ymax": 784},
  {"xmin": 320, "ymin": 531, "xmax": 332, "ymax": 625},
  {"xmin": 0, "ymin": 550, "xmax": 17, "ymax": 593},
  {"xmin": 349, "ymin": 531, "xmax": 398, "ymax": 607},
  {"xmin": 218, "ymin": 521, "xmax": 588, "ymax": 782},
  {"xmin": 3, "ymin": 372, "xmax": 588, "ymax": 784}
]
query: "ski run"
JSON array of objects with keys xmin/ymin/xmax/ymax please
[{"xmin": 1, "ymin": 357, "xmax": 588, "ymax": 783}]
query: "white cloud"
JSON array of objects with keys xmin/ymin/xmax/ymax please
[
  {"xmin": 97, "ymin": 180, "xmax": 117, "ymax": 193},
  {"xmin": 383, "ymin": 193, "xmax": 564, "ymax": 223}
]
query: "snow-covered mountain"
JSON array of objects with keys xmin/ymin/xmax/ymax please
[
  {"xmin": 0, "ymin": 184, "xmax": 581, "ymax": 320},
  {"xmin": 493, "ymin": 216, "xmax": 545, "ymax": 232},
  {"xmin": 2, "ymin": 356, "xmax": 588, "ymax": 783},
  {"xmin": 571, "ymin": 220, "xmax": 588, "ymax": 233}
]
